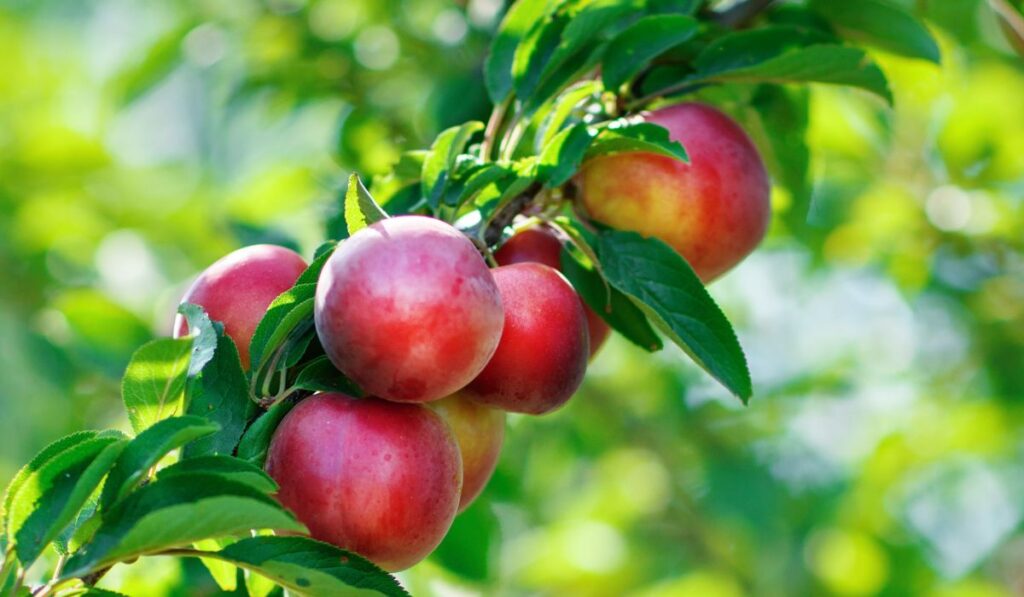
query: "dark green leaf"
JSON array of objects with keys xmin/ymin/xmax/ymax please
[
  {"xmin": 432, "ymin": 499, "xmax": 499, "ymax": 582},
  {"xmin": 157, "ymin": 455, "xmax": 277, "ymax": 494},
  {"xmin": 692, "ymin": 28, "xmax": 892, "ymax": 103},
  {"xmin": 538, "ymin": 124, "xmax": 596, "ymax": 186},
  {"xmin": 560, "ymin": 248, "xmax": 663, "ymax": 351},
  {"xmin": 587, "ymin": 121, "xmax": 688, "ymax": 161},
  {"xmin": 183, "ymin": 333, "xmax": 255, "ymax": 459},
  {"xmin": 810, "ymin": 0, "xmax": 940, "ymax": 63},
  {"xmin": 209, "ymin": 536, "xmax": 408, "ymax": 597},
  {"xmin": 486, "ymin": 0, "xmax": 554, "ymax": 102},
  {"xmin": 122, "ymin": 338, "xmax": 193, "ymax": 434},
  {"xmin": 344, "ymin": 174, "xmax": 388, "ymax": 236},
  {"xmin": 749, "ymin": 84, "xmax": 811, "ymax": 225},
  {"xmin": 62, "ymin": 474, "xmax": 303, "ymax": 578},
  {"xmin": 299, "ymin": 243, "xmax": 336, "ymax": 285},
  {"xmin": 236, "ymin": 399, "xmax": 299, "ymax": 468},
  {"xmin": 293, "ymin": 356, "xmax": 362, "ymax": 396},
  {"xmin": 248, "ymin": 284, "xmax": 316, "ymax": 374},
  {"xmin": 595, "ymin": 231, "xmax": 752, "ymax": 402},
  {"xmin": 100, "ymin": 416, "xmax": 220, "ymax": 511},
  {"xmin": 10, "ymin": 435, "xmax": 126, "ymax": 565},
  {"xmin": 645, "ymin": 0, "xmax": 701, "ymax": 14},
  {"xmin": 602, "ymin": 15, "xmax": 699, "ymax": 90}
]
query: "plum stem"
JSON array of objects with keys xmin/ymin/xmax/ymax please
[{"xmin": 481, "ymin": 96, "xmax": 511, "ymax": 161}]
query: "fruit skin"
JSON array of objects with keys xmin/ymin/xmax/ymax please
[
  {"xmin": 463, "ymin": 263, "xmax": 589, "ymax": 415},
  {"xmin": 495, "ymin": 226, "xmax": 610, "ymax": 357},
  {"xmin": 265, "ymin": 393, "xmax": 462, "ymax": 572},
  {"xmin": 578, "ymin": 102, "xmax": 770, "ymax": 282},
  {"xmin": 314, "ymin": 216, "xmax": 504, "ymax": 403},
  {"xmin": 173, "ymin": 244, "xmax": 308, "ymax": 369},
  {"xmin": 429, "ymin": 392, "xmax": 505, "ymax": 512}
]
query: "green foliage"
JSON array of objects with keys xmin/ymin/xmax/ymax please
[
  {"xmin": 122, "ymin": 339, "xmax": 193, "ymax": 434},
  {"xmin": 2, "ymin": 0, "xmax": 1021, "ymax": 594}
]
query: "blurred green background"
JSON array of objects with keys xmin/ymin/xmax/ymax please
[{"xmin": 2, "ymin": 0, "xmax": 1023, "ymax": 595}]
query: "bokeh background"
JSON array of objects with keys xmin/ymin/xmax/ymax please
[{"xmin": 2, "ymin": 0, "xmax": 1023, "ymax": 595}]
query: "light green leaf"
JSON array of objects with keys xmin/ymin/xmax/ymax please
[
  {"xmin": 122, "ymin": 338, "xmax": 193, "ymax": 434},
  {"xmin": 182, "ymin": 333, "xmax": 254, "ymax": 459},
  {"xmin": 10, "ymin": 435, "xmax": 127, "ymax": 566},
  {"xmin": 248, "ymin": 284, "xmax": 316, "ymax": 374},
  {"xmin": 421, "ymin": 122, "xmax": 485, "ymax": 210},
  {"xmin": 344, "ymin": 174, "xmax": 388, "ymax": 236}
]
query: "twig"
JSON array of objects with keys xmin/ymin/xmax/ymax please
[
  {"xmin": 481, "ymin": 96, "xmax": 511, "ymax": 161},
  {"xmin": 989, "ymin": 0, "xmax": 1024, "ymax": 56},
  {"xmin": 707, "ymin": 0, "xmax": 777, "ymax": 28},
  {"xmin": 482, "ymin": 182, "xmax": 543, "ymax": 247}
]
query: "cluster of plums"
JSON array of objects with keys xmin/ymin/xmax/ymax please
[{"xmin": 173, "ymin": 103, "xmax": 769, "ymax": 571}]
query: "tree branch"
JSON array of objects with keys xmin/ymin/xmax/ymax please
[
  {"xmin": 482, "ymin": 182, "xmax": 543, "ymax": 247},
  {"xmin": 708, "ymin": 0, "xmax": 777, "ymax": 28}
]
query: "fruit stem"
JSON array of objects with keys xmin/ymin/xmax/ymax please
[{"xmin": 481, "ymin": 96, "xmax": 512, "ymax": 161}]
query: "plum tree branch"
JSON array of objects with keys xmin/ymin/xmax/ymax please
[{"xmin": 482, "ymin": 181, "xmax": 543, "ymax": 247}]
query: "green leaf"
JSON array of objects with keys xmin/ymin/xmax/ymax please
[
  {"xmin": 211, "ymin": 536, "xmax": 408, "ymax": 597},
  {"xmin": 595, "ymin": 231, "xmax": 752, "ymax": 402},
  {"xmin": 157, "ymin": 455, "xmax": 277, "ymax": 494},
  {"xmin": 645, "ymin": 0, "xmax": 701, "ymax": 14},
  {"xmin": 810, "ymin": 0, "xmax": 940, "ymax": 63},
  {"xmin": 177, "ymin": 303, "xmax": 220, "ymax": 377},
  {"xmin": 298, "ymin": 243, "xmax": 336, "ymax": 285},
  {"xmin": 534, "ymin": 80, "xmax": 602, "ymax": 151},
  {"xmin": 432, "ymin": 499, "xmax": 499, "ymax": 582},
  {"xmin": 2, "ymin": 431, "xmax": 100, "ymax": 548},
  {"xmin": 62, "ymin": 474, "xmax": 303, "ymax": 578},
  {"xmin": 749, "ymin": 84, "xmax": 811, "ymax": 225},
  {"xmin": 602, "ymin": 15, "xmax": 699, "ymax": 90},
  {"xmin": 421, "ymin": 122, "xmax": 485, "ymax": 210},
  {"xmin": 344, "ymin": 174, "xmax": 388, "ymax": 236},
  {"xmin": 521, "ymin": 0, "xmax": 635, "ymax": 111},
  {"xmin": 248, "ymin": 284, "xmax": 317, "ymax": 374},
  {"xmin": 236, "ymin": 399, "xmax": 299, "ymax": 468},
  {"xmin": 100, "ymin": 416, "xmax": 220, "ymax": 511},
  {"xmin": 9, "ymin": 434, "xmax": 127, "ymax": 566},
  {"xmin": 183, "ymin": 333, "xmax": 255, "ymax": 459},
  {"xmin": 538, "ymin": 124, "xmax": 596, "ymax": 186},
  {"xmin": 587, "ymin": 121, "xmax": 688, "ymax": 161},
  {"xmin": 293, "ymin": 356, "xmax": 363, "ymax": 396},
  {"xmin": 456, "ymin": 163, "xmax": 517, "ymax": 209},
  {"xmin": 390, "ymin": 150, "xmax": 429, "ymax": 180},
  {"xmin": 122, "ymin": 338, "xmax": 193, "ymax": 434},
  {"xmin": 691, "ymin": 28, "xmax": 892, "ymax": 103},
  {"xmin": 485, "ymin": 0, "xmax": 554, "ymax": 102},
  {"xmin": 559, "ymin": 248, "xmax": 663, "ymax": 352}
]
